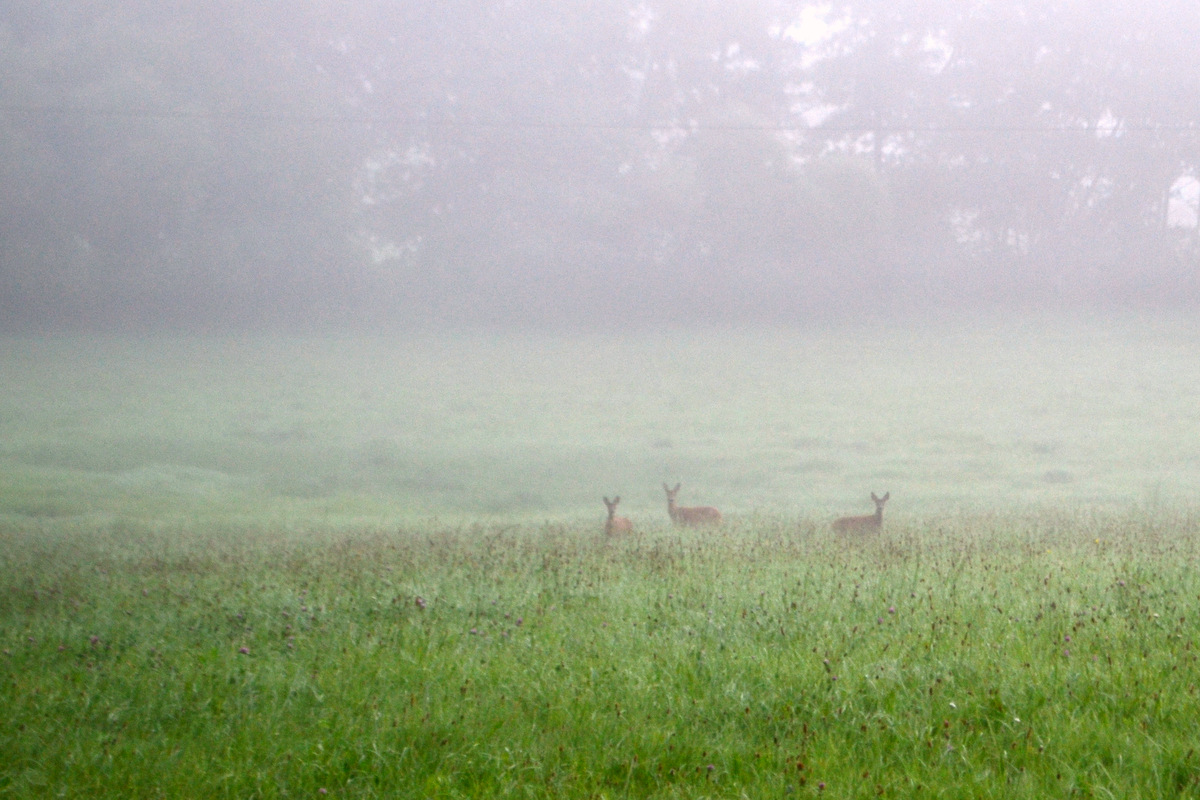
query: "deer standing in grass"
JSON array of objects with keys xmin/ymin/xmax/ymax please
[
  {"xmin": 663, "ymin": 483, "xmax": 722, "ymax": 527},
  {"xmin": 832, "ymin": 492, "xmax": 889, "ymax": 533},
  {"xmin": 603, "ymin": 496, "xmax": 632, "ymax": 537}
]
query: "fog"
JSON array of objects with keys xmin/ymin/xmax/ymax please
[{"xmin": 2, "ymin": 0, "xmax": 1198, "ymax": 331}]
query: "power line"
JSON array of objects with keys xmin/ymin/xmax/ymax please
[{"xmin": 2, "ymin": 103, "xmax": 1198, "ymax": 135}]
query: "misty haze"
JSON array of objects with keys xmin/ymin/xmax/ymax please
[
  {"xmin": 2, "ymin": 0, "xmax": 1198, "ymax": 330},
  {"xmin": 4, "ymin": 1, "xmax": 1200, "ymax": 797}
]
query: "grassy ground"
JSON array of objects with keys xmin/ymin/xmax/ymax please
[
  {"xmin": 3, "ymin": 513, "xmax": 1200, "ymax": 798},
  {"xmin": 3, "ymin": 318, "xmax": 1200, "ymax": 796},
  {"xmin": 3, "ymin": 316, "xmax": 1200, "ymax": 527}
]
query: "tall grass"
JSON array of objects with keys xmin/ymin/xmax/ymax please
[
  {"xmin": 4, "ymin": 319, "xmax": 1200, "ymax": 795},
  {"xmin": 3, "ymin": 512, "xmax": 1200, "ymax": 797}
]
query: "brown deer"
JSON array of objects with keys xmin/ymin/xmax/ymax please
[
  {"xmin": 832, "ymin": 492, "xmax": 889, "ymax": 533},
  {"xmin": 663, "ymin": 483, "xmax": 722, "ymax": 526},
  {"xmin": 603, "ymin": 496, "xmax": 632, "ymax": 537}
]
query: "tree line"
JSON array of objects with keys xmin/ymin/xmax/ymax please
[{"xmin": 1, "ymin": 0, "xmax": 1197, "ymax": 330}]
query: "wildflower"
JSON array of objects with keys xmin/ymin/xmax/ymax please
[
  {"xmin": 888, "ymin": 606, "xmax": 896, "ymax": 614},
  {"xmin": 239, "ymin": 646, "xmax": 250, "ymax": 655},
  {"xmin": 1064, "ymin": 635, "xmax": 1070, "ymax": 643},
  {"xmin": 415, "ymin": 596, "xmax": 427, "ymax": 610},
  {"xmin": 516, "ymin": 617, "xmax": 523, "ymax": 626}
]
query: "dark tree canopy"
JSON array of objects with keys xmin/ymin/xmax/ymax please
[{"xmin": 1, "ymin": 0, "xmax": 1198, "ymax": 330}]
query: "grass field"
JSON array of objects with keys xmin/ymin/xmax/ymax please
[
  {"xmin": 5, "ymin": 513, "xmax": 1200, "ymax": 798},
  {"xmin": 3, "ymin": 316, "xmax": 1200, "ymax": 797},
  {"xmin": 3, "ymin": 315, "xmax": 1200, "ymax": 525}
]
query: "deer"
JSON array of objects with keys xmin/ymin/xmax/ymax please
[
  {"xmin": 832, "ymin": 492, "xmax": 889, "ymax": 534},
  {"xmin": 663, "ymin": 483, "xmax": 722, "ymax": 527},
  {"xmin": 603, "ymin": 496, "xmax": 633, "ymax": 537}
]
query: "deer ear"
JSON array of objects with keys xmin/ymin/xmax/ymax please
[
  {"xmin": 604, "ymin": 496, "xmax": 611, "ymax": 505},
  {"xmin": 613, "ymin": 496, "xmax": 620, "ymax": 504},
  {"xmin": 871, "ymin": 493, "xmax": 879, "ymax": 502},
  {"xmin": 881, "ymin": 492, "xmax": 890, "ymax": 501},
  {"xmin": 673, "ymin": 483, "xmax": 681, "ymax": 492}
]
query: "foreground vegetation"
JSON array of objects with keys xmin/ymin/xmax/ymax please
[
  {"xmin": 4, "ymin": 323, "xmax": 1200, "ymax": 795},
  {"xmin": 4, "ymin": 510, "xmax": 1200, "ymax": 798}
]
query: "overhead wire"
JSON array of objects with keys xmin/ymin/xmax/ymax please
[{"xmin": 1, "ymin": 103, "xmax": 1198, "ymax": 135}]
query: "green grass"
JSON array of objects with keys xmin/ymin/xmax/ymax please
[
  {"xmin": 4, "ymin": 513, "xmax": 1200, "ymax": 797},
  {"xmin": 4, "ymin": 318, "xmax": 1200, "ymax": 796},
  {"xmin": 3, "ymin": 316, "xmax": 1200, "ymax": 527}
]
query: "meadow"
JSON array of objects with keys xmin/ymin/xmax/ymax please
[{"xmin": 3, "ymin": 316, "xmax": 1200, "ymax": 797}]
